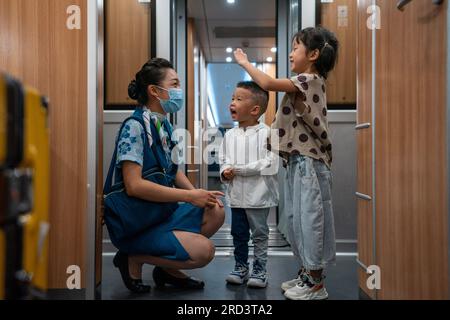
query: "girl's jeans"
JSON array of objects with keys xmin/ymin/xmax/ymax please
[{"xmin": 284, "ymin": 154, "xmax": 336, "ymax": 270}]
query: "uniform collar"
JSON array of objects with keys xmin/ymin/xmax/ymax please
[{"xmin": 143, "ymin": 106, "xmax": 167, "ymax": 122}]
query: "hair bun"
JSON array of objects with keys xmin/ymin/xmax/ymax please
[{"xmin": 128, "ymin": 80, "xmax": 139, "ymax": 100}]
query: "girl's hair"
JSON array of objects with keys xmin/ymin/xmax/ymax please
[
  {"xmin": 128, "ymin": 58, "xmax": 174, "ymax": 105},
  {"xmin": 293, "ymin": 27, "xmax": 339, "ymax": 79}
]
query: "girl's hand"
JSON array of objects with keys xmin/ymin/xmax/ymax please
[
  {"xmin": 234, "ymin": 48, "xmax": 249, "ymax": 66},
  {"xmin": 188, "ymin": 189, "xmax": 225, "ymax": 208}
]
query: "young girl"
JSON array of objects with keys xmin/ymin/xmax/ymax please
[{"xmin": 234, "ymin": 26, "xmax": 339, "ymax": 300}]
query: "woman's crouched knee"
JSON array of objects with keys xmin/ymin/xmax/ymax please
[
  {"xmin": 192, "ymin": 238, "xmax": 215, "ymax": 268},
  {"xmin": 207, "ymin": 204, "xmax": 226, "ymax": 228},
  {"xmin": 216, "ymin": 205, "xmax": 225, "ymax": 227}
]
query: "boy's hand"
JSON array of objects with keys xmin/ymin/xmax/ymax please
[
  {"xmin": 222, "ymin": 168, "xmax": 235, "ymax": 181},
  {"xmin": 234, "ymin": 49, "xmax": 249, "ymax": 66}
]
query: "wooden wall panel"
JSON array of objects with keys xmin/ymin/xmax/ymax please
[
  {"xmin": 106, "ymin": 0, "xmax": 151, "ymax": 105},
  {"xmin": 356, "ymin": 0, "xmax": 375, "ymax": 299},
  {"xmin": 356, "ymin": 0, "xmax": 373, "ymax": 198},
  {"xmin": 0, "ymin": 0, "xmax": 88, "ymax": 289},
  {"xmin": 375, "ymin": 0, "xmax": 448, "ymax": 299},
  {"xmin": 48, "ymin": 0, "xmax": 88, "ymax": 291},
  {"xmin": 356, "ymin": 130, "xmax": 372, "ymax": 197},
  {"xmin": 321, "ymin": 0, "xmax": 357, "ymax": 105},
  {"xmin": 358, "ymin": 266, "xmax": 373, "ymax": 299},
  {"xmin": 357, "ymin": 199, "xmax": 375, "ymax": 299}
]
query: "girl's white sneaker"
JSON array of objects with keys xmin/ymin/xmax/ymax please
[
  {"xmin": 284, "ymin": 272, "xmax": 329, "ymax": 300},
  {"xmin": 281, "ymin": 268, "xmax": 306, "ymax": 292}
]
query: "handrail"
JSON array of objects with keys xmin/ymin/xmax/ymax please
[{"xmin": 397, "ymin": 0, "xmax": 444, "ymax": 11}]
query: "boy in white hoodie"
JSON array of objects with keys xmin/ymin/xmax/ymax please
[{"xmin": 219, "ymin": 81, "xmax": 279, "ymax": 288}]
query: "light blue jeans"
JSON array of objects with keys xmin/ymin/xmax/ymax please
[{"xmin": 284, "ymin": 154, "xmax": 336, "ymax": 270}]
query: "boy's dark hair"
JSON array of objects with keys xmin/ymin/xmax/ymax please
[
  {"xmin": 236, "ymin": 81, "xmax": 269, "ymax": 116},
  {"xmin": 128, "ymin": 58, "xmax": 174, "ymax": 105},
  {"xmin": 293, "ymin": 27, "xmax": 339, "ymax": 79}
]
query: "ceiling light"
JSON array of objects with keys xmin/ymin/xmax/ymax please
[
  {"xmin": 226, "ymin": 57, "xmax": 233, "ymax": 63},
  {"xmin": 271, "ymin": 47, "xmax": 277, "ymax": 53},
  {"xmin": 226, "ymin": 47, "xmax": 233, "ymax": 53},
  {"xmin": 266, "ymin": 57, "xmax": 273, "ymax": 62},
  {"xmin": 227, "ymin": 0, "xmax": 235, "ymax": 4}
]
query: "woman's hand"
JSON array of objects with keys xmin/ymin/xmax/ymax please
[
  {"xmin": 234, "ymin": 48, "xmax": 249, "ymax": 66},
  {"xmin": 188, "ymin": 189, "xmax": 225, "ymax": 209}
]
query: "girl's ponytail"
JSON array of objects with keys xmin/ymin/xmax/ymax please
[{"xmin": 316, "ymin": 37, "xmax": 339, "ymax": 79}]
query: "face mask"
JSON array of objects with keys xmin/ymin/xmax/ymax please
[{"xmin": 156, "ymin": 86, "xmax": 184, "ymax": 114}]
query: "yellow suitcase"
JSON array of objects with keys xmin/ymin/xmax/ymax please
[
  {"xmin": 0, "ymin": 73, "xmax": 49, "ymax": 299},
  {"xmin": 0, "ymin": 73, "xmax": 28, "ymax": 300},
  {"xmin": 21, "ymin": 87, "xmax": 50, "ymax": 295},
  {"xmin": 0, "ymin": 73, "xmax": 25, "ymax": 300}
]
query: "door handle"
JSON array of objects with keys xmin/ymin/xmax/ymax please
[
  {"xmin": 356, "ymin": 192, "xmax": 372, "ymax": 201},
  {"xmin": 397, "ymin": 0, "xmax": 444, "ymax": 11},
  {"xmin": 355, "ymin": 123, "xmax": 371, "ymax": 130}
]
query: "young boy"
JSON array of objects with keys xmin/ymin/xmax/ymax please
[{"xmin": 219, "ymin": 81, "xmax": 279, "ymax": 288}]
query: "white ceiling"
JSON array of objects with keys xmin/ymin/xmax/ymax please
[{"xmin": 187, "ymin": 0, "xmax": 277, "ymax": 63}]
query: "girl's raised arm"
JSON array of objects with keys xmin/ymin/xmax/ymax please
[{"xmin": 234, "ymin": 49, "xmax": 298, "ymax": 93}]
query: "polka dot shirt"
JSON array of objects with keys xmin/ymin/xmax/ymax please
[{"xmin": 271, "ymin": 73, "xmax": 332, "ymax": 168}]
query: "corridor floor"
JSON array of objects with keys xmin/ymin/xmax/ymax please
[{"xmin": 101, "ymin": 253, "xmax": 358, "ymax": 300}]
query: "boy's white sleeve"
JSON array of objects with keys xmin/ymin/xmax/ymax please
[
  {"xmin": 233, "ymin": 151, "xmax": 277, "ymax": 177},
  {"xmin": 219, "ymin": 132, "xmax": 233, "ymax": 183},
  {"xmin": 234, "ymin": 130, "xmax": 279, "ymax": 177}
]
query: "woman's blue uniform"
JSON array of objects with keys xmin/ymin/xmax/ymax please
[{"xmin": 105, "ymin": 107, "xmax": 204, "ymax": 261}]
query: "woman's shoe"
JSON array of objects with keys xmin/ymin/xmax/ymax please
[
  {"xmin": 152, "ymin": 266, "xmax": 205, "ymax": 289},
  {"xmin": 113, "ymin": 251, "xmax": 151, "ymax": 294}
]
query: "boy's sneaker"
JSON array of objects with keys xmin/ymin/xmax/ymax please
[
  {"xmin": 226, "ymin": 264, "xmax": 249, "ymax": 285},
  {"xmin": 284, "ymin": 272, "xmax": 328, "ymax": 300},
  {"xmin": 281, "ymin": 267, "xmax": 305, "ymax": 292},
  {"xmin": 247, "ymin": 266, "xmax": 268, "ymax": 288}
]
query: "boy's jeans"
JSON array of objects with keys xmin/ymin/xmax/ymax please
[
  {"xmin": 231, "ymin": 208, "xmax": 270, "ymax": 271},
  {"xmin": 284, "ymin": 154, "xmax": 336, "ymax": 270}
]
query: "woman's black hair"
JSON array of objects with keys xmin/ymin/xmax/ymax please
[
  {"xmin": 293, "ymin": 27, "xmax": 339, "ymax": 79},
  {"xmin": 128, "ymin": 58, "xmax": 174, "ymax": 105}
]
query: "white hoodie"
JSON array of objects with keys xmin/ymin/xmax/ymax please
[{"xmin": 219, "ymin": 123, "xmax": 279, "ymax": 209}]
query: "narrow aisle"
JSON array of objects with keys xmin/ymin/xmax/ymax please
[{"xmin": 102, "ymin": 255, "xmax": 358, "ymax": 300}]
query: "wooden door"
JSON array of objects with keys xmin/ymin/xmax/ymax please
[
  {"xmin": 375, "ymin": 0, "xmax": 448, "ymax": 300},
  {"xmin": 321, "ymin": 0, "xmax": 357, "ymax": 106},
  {"xmin": 356, "ymin": 0, "xmax": 376, "ymax": 300},
  {"xmin": 106, "ymin": 0, "xmax": 151, "ymax": 107}
]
